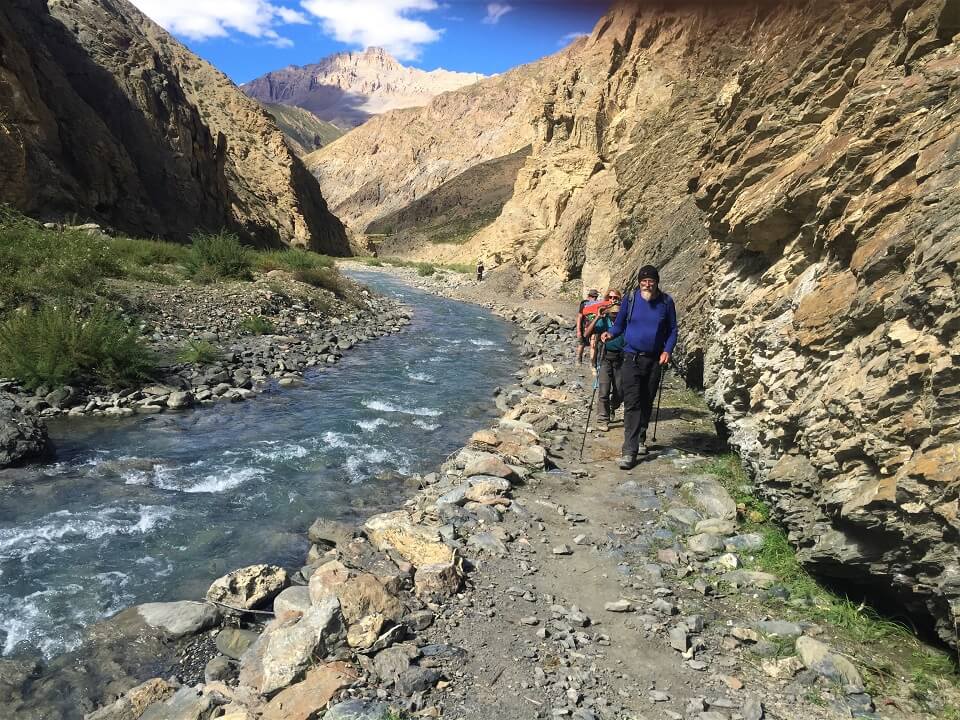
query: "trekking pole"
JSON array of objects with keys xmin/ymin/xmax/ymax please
[
  {"xmin": 651, "ymin": 362, "xmax": 667, "ymax": 442},
  {"xmin": 578, "ymin": 343, "xmax": 605, "ymax": 461}
]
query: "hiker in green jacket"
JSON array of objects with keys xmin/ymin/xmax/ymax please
[{"xmin": 584, "ymin": 289, "xmax": 623, "ymax": 432}]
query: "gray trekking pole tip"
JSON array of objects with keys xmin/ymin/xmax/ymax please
[{"xmin": 651, "ymin": 363, "xmax": 667, "ymax": 443}]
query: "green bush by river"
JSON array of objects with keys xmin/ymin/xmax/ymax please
[{"xmin": 0, "ymin": 209, "xmax": 348, "ymax": 391}]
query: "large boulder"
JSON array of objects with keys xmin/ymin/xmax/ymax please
[
  {"xmin": 307, "ymin": 518, "xmax": 356, "ymax": 549},
  {"xmin": 0, "ymin": 394, "xmax": 48, "ymax": 468},
  {"xmin": 206, "ymin": 565, "xmax": 289, "ymax": 610},
  {"xmin": 238, "ymin": 596, "xmax": 345, "ymax": 696},
  {"xmin": 136, "ymin": 602, "xmax": 220, "ymax": 639},
  {"xmin": 364, "ymin": 512, "xmax": 455, "ymax": 567}
]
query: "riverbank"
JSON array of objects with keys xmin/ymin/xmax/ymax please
[
  {"xmin": 0, "ymin": 267, "xmax": 410, "ymax": 469},
  {"xmin": 36, "ymin": 266, "xmax": 950, "ymax": 720}
]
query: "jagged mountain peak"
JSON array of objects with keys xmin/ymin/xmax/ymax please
[{"xmin": 243, "ymin": 47, "xmax": 484, "ymax": 127}]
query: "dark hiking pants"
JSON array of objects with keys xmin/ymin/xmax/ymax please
[
  {"xmin": 621, "ymin": 352, "xmax": 662, "ymax": 456},
  {"xmin": 597, "ymin": 350, "xmax": 623, "ymax": 422}
]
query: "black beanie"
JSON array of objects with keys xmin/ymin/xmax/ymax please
[{"xmin": 637, "ymin": 265, "xmax": 660, "ymax": 282}]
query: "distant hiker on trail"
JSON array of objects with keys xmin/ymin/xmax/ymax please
[
  {"xmin": 476, "ymin": 259, "xmax": 484, "ymax": 282},
  {"xmin": 575, "ymin": 288, "xmax": 599, "ymax": 365},
  {"xmin": 601, "ymin": 265, "xmax": 677, "ymax": 469},
  {"xmin": 584, "ymin": 289, "xmax": 624, "ymax": 432}
]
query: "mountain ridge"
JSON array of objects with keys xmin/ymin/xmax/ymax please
[
  {"xmin": 0, "ymin": 0, "xmax": 348, "ymax": 253},
  {"xmin": 243, "ymin": 47, "xmax": 485, "ymax": 128}
]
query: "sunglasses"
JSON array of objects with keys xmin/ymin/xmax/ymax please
[{"xmin": 606, "ymin": 295, "xmax": 621, "ymax": 300}]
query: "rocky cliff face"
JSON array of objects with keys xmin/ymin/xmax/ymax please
[
  {"xmin": 0, "ymin": 0, "xmax": 348, "ymax": 253},
  {"xmin": 304, "ymin": 47, "xmax": 577, "ymax": 234},
  {"xmin": 334, "ymin": 1, "xmax": 960, "ymax": 644},
  {"xmin": 243, "ymin": 47, "xmax": 484, "ymax": 128}
]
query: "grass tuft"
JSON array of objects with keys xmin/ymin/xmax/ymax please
[
  {"xmin": 0, "ymin": 303, "xmax": 154, "ymax": 389},
  {"xmin": 177, "ymin": 339, "xmax": 221, "ymax": 365},
  {"xmin": 254, "ymin": 248, "xmax": 334, "ymax": 273},
  {"xmin": 239, "ymin": 315, "xmax": 275, "ymax": 335}
]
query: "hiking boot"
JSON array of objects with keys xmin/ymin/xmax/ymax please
[
  {"xmin": 637, "ymin": 442, "xmax": 649, "ymax": 456},
  {"xmin": 617, "ymin": 454, "xmax": 636, "ymax": 470},
  {"xmin": 597, "ymin": 420, "xmax": 609, "ymax": 432}
]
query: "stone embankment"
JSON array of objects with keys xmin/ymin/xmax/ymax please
[
  {"xmin": 60, "ymin": 269, "xmax": 954, "ymax": 720},
  {"xmin": 0, "ymin": 272, "xmax": 410, "ymax": 469}
]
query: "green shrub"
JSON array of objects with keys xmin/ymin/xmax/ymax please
[
  {"xmin": 255, "ymin": 248, "xmax": 334, "ymax": 273},
  {"xmin": 416, "ymin": 263, "xmax": 436, "ymax": 277},
  {"xmin": 239, "ymin": 315, "xmax": 275, "ymax": 335},
  {"xmin": 186, "ymin": 232, "xmax": 252, "ymax": 281},
  {"xmin": 177, "ymin": 339, "xmax": 221, "ymax": 364},
  {"xmin": 0, "ymin": 208, "xmax": 121, "ymax": 311},
  {"xmin": 0, "ymin": 303, "xmax": 154, "ymax": 389}
]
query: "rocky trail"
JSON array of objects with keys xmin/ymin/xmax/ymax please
[{"xmin": 62, "ymin": 267, "xmax": 957, "ymax": 720}]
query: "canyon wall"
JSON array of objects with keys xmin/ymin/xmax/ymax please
[
  {"xmin": 0, "ymin": 0, "xmax": 348, "ymax": 253},
  {"xmin": 305, "ymin": 45, "xmax": 579, "ymax": 234},
  {"xmin": 326, "ymin": 0, "xmax": 960, "ymax": 644}
]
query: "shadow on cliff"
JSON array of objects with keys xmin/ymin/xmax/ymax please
[{"xmin": 2, "ymin": 0, "xmax": 233, "ymax": 241}]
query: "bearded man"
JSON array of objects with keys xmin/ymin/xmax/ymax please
[{"xmin": 601, "ymin": 265, "xmax": 678, "ymax": 469}]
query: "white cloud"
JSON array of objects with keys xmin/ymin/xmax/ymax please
[
  {"xmin": 482, "ymin": 3, "xmax": 513, "ymax": 25},
  {"xmin": 300, "ymin": 0, "xmax": 442, "ymax": 61},
  {"xmin": 130, "ymin": 0, "xmax": 305, "ymax": 46},
  {"xmin": 559, "ymin": 31, "xmax": 589, "ymax": 45}
]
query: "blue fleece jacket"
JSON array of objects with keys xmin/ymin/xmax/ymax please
[{"xmin": 608, "ymin": 290, "xmax": 678, "ymax": 355}]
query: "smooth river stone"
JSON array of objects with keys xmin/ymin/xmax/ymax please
[{"xmin": 136, "ymin": 601, "xmax": 220, "ymax": 638}]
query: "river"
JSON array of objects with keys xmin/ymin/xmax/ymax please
[{"xmin": 0, "ymin": 270, "xmax": 516, "ymax": 660}]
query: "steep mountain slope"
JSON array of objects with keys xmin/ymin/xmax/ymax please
[
  {"xmin": 366, "ymin": 146, "xmax": 532, "ymax": 252},
  {"xmin": 261, "ymin": 103, "xmax": 345, "ymax": 156},
  {"xmin": 0, "ymin": 0, "xmax": 348, "ymax": 253},
  {"xmin": 316, "ymin": 0, "xmax": 960, "ymax": 645},
  {"xmin": 502, "ymin": 0, "xmax": 960, "ymax": 646},
  {"xmin": 243, "ymin": 47, "xmax": 484, "ymax": 128},
  {"xmin": 304, "ymin": 44, "xmax": 580, "ymax": 233}
]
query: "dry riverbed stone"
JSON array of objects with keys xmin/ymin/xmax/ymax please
[{"xmin": 206, "ymin": 564, "xmax": 289, "ymax": 610}]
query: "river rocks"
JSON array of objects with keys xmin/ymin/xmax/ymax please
[
  {"xmin": 273, "ymin": 586, "xmax": 311, "ymax": 616},
  {"xmin": 336, "ymin": 574, "xmax": 405, "ymax": 625},
  {"xmin": 414, "ymin": 560, "xmax": 462, "ymax": 601},
  {"xmin": 309, "ymin": 560, "xmax": 352, "ymax": 605},
  {"xmin": 238, "ymin": 596, "xmax": 345, "ymax": 696},
  {"xmin": 216, "ymin": 628, "xmax": 260, "ymax": 660},
  {"xmin": 260, "ymin": 661, "xmax": 357, "ymax": 720},
  {"xmin": 308, "ymin": 519, "xmax": 356, "ymax": 549},
  {"xmin": 138, "ymin": 685, "xmax": 226, "ymax": 720},
  {"xmin": 323, "ymin": 699, "xmax": 392, "ymax": 720},
  {"xmin": 795, "ymin": 636, "xmax": 863, "ymax": 688},
  {"xmin": 463, "ymin": 453, "xmax": 516, "ymax": 480},
  {"xmin": 206, "ymin": 565, "xmax": 289, "ymax": 610},
  {"xmin": 136, "ymin": 601, "xmax": 220, "ymax": 638},
  {"xmin": 165, "ymin": 391, "xmax": 194, "ymax": 410},
  {"xmin": 364, "ymin": 511, "xmax": 455, "ymax": 568},
  {"xmin": 86, "ymin": 678, "xmax": 178, "ymax": 720}
]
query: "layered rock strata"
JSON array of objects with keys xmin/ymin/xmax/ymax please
[
  {"xmin": 0, "ymin": 0, "xmax": 347, "ymax": 252},
  {"xmin": 325, "ymin": 2, "xmax": 960, "ymax": 643}
]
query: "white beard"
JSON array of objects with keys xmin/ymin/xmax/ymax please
[{"xmin": 640, "ymin": 288, "xmax": 655, "ymax": 301}]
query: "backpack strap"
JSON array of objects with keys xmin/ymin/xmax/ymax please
[{"xmin": 627, "ymin": 289, "xmax": 639, "ymax": 325}]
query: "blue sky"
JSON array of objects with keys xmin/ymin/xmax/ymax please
[{"xmin": 129, "ymin": 1, "xmax": 609, "ymax": 83}]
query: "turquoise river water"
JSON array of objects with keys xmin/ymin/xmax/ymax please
[{"xmin": 0, "ymin": 270, "xmax": 516, "ymax": 659}]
